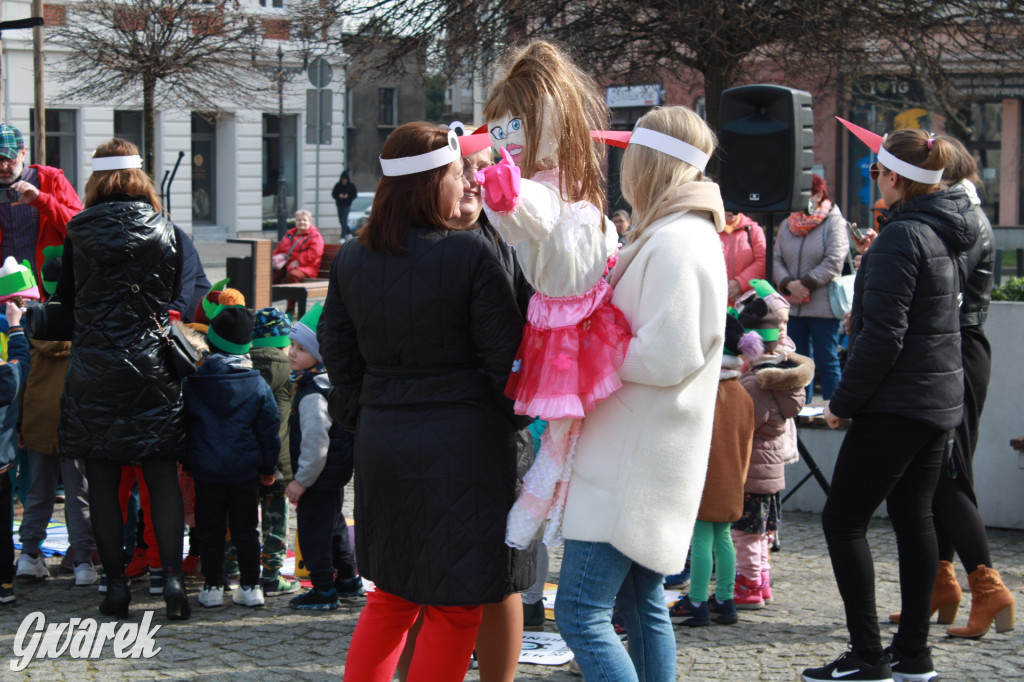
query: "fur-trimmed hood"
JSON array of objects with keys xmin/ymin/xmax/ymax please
[
  {"xmin": 739, "ymin": 351, "xmax": 811, "ymax": 495},
  {"xmin": 751, "ymin": 352, "xmax": 814, "ymax": 391}
]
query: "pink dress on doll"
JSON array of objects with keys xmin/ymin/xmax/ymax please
[{"xmin": 484, "ymin": 168, "xmax": 631, "ymax": 548}]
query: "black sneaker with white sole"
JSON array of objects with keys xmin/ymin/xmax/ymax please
[
  {"xmin": 802, "ymin": 651, "xmax": 894, "ymax": 682},
  {"xmin": 885, "ymin": 645, "xmax": 938, "ymax": 682}
]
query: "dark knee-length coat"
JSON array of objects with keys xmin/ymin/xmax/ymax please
[{"xmin": 319, "ymin": 225, "xmax": 533, "ymax": 606}]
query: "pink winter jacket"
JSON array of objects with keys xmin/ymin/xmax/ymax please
[
  {"xmin": 739, "ymin": 353, "xmax": 814, "ymax": 494},
  {"xmin": 719, "ymin": 213, "xmax": 766, "ymax": 304}
]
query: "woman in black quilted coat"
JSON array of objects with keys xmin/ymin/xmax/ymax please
[
  {"xmin": 319, "ymin": 122, "xmax": 528, "ymax": 682},
  {"xmin": 55, "ymin": 139, "xmax": 189, "ymax": 621},
  {"xmin": 804, "ymin": 129, "xmax": 978, "ymax": 682}
]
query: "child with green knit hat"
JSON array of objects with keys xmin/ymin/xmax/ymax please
[
  {"xmin": 285, "ymin": 304, "xmax": 362, "ymax": 610},
  {"xmin": 183, "ymin": 302, "xmax": 281, "ymax": 610}
]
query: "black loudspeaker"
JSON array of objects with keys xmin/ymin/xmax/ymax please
[{"xmin": 718, "ymin": 85, "xmax": 814, "ymax": 213}]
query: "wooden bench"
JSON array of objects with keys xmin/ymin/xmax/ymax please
[{"xmin": 270, "ymin": 242, "xmax": 342, "ymax": 318}]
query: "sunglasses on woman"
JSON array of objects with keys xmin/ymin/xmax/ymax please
[{"xmin": 869, "ymin": 162, "xmax": 881, "ymax": 180}]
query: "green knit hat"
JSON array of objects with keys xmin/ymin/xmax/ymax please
[{"xmin": 207, "ymin": 304, "xmax": 254, "ymax": 355}]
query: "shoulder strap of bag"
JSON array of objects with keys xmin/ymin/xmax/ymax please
[{"xmin": 823, "ymin": 216, "xmax": 857, "ymax": 275}]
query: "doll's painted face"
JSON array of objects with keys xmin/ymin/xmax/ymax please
[{"xmin": 488, "ymin": 104, "xmax": 557, "ymax": 167}]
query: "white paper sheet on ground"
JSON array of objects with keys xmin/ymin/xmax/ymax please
[
  {"xmin": 541, "ymin": 582, "xmax": 682, "ymax": 621},
  {"xmin": 519, "ymin": 631, "xmax": 574, "ymax": 665},
  {"xmin": 12, "ymin": 521, "xmax": 69, "ymax": 556},
  {"xmin": 799, "ymin": 405, "xmax": 825, "ymax": 417}
]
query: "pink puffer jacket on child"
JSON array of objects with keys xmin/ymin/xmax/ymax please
[{"xmin": 739, "ymin": 353, "xmax": 814, "ymax": 494}]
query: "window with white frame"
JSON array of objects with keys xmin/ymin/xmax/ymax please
[
  {"xmin": 29, "ymin": 109, "xmax": 77, "ymax": 188},
  {"xmin": 114, "ymin": 110, "xmax": 143, "ymax": 151},
  {"xmin": 378, "ymin": 88, "xmax": 397, "ymax": 127},
  {"xmin": 262, "ymin": 113, "xmax": 298, "ymax": 220}
]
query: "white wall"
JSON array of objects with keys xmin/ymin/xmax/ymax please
[{"xmin": 784, "ymin": 302, "xmax": 1024, "ymax": 530}]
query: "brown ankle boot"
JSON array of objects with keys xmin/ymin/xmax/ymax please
[
  {"xmin": 947, "ymin": 565, "xmax": 1015, "ymax": 638},
  {"xmin": 888, "ymin": 559, "xmax": 962, "ymax": 624}
]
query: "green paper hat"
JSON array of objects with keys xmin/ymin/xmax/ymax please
[
  {"xmin": 41, "ymin": 245, "xmax": 63, "ymax": 295},
  {"xmin": 749, "ymin": 327, "xmax": 780, "ymax": 342},
  {"xmin": 748, "ymin": 279, "xmax": 778, "ymax": 299},
  {"xmin": 200, "ymin": 277, "xmax": 231, "ymax": 322},
  {"xmin": 0, "ymin": 257, "xmax": 39, "ymax": 299},
  {"xmin": 297, "ymin": 302, "xmax": 323, "ymax": 331}
]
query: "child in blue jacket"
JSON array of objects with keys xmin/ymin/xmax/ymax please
[
  {"xmin": 0, "ymin": 301, "xmax": 29, "ymax": 604},
  {"xmin": 184, "ymin": 304, "xmax": 280, "ymax": 609}
]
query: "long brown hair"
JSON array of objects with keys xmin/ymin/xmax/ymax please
[
  {"xmin": 938, "ymin": 135, "xmax": 981, "ymax": 186},
  {"xmin": 83, "ymin": 138, "xmax": 161, "ymax": 210},
  {"xmin": 360, "ymin": 123, "xmax": 461, "ymax": 255},
  {"xmin": 483, "ymin": 41, "xmax": 608, "ymax": 212}
]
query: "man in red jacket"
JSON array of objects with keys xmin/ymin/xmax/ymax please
[{"xmin": 0, "ymin": 123, "xmax": 81, "ymax": 289}]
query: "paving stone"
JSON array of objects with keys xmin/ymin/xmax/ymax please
[{"xmin": 2, "ymin": 487, "xmax": 1022, "ymax": 680}]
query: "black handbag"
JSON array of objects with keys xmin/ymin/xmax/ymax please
[
  {"xmin": 163, "ymin": 317, "xmax": 203, "ymax": 377},
  {"xmin": 129, "ymin": 282, "xmax": 202, "ymax": 378}
]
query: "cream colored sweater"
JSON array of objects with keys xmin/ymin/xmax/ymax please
[{"xmin": 562, "ymin": 183, "xmax": 728, "ymax": 574}]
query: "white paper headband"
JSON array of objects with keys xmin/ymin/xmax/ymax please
[
  {"xmin": 878, "ymin": 136, "xmax": 943, "ymax": 185},
  {"xmin": 629, "ymin": 127, "xmax": 710, "ymax": 173},
  {"xmin": 379, "ymin": 129, "xmax": 460, "ymax": 177},
  {"xmin": 91, "ymin": 155, "xmax": 143, "ymax": 171}
]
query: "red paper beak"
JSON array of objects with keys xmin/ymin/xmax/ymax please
[
  {"xmin": 836, "ymin": 116, "xmax": 883, "ymax": 154},
  {"xmin": 457, "ymin": 133, "xmax": 493, "ymax": 157},
  {"xmin": 590, "ymin": 130, "xmax": 632, "ymax": 149}
]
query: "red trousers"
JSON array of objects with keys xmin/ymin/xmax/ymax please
[
  {"xmin": 343, "ymin": 588, "xmax": 482, "ymax": 682},
  {"xmin": 118, "ymin": 466, "xmax": 160, "ymax": 568}
]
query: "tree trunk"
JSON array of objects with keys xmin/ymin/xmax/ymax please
[
  {"xmin": 143, "ymin": 75, "xmax": 156, "ymax": 178},
  {"xmin": 703, "ymin": 65, "xmax": 734, "ymax": 178}
]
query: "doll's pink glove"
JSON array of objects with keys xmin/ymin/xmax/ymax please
[{"xmin": 475, "ymin": 146, "xmax": 521, "ymax": 214}]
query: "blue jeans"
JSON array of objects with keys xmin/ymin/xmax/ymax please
[
  {"xmin": 787, "ymin": 315, "xmax": 841, "ymax": 401},
  {"xmin": 555, "ymin": 540, "xmax": 676, "ymax": 682}
]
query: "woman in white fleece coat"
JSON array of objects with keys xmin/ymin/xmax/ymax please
[{"xmin": 555, "ymin": 106, "xmax": 727, "ymax": 682}]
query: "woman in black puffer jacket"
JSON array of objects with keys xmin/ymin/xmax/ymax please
[
  {"xmin": 54, "ymin": 139, "xmax": 189, "ymax": 621},
  {"xmin": 803, "ymin": 128, "xmax": 978, "ymax": 682}
]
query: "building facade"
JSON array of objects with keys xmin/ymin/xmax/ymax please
[{"xmin": 1, "ymin": 0, "xmax": 348, "ymax": 239}]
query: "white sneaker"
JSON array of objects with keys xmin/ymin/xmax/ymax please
[
  {"xmin": 74, "ymin": 562, "xmax": 98, "ymax": 586},
  {"xmin": 16, "ymin": 554, "xmax": 48, "ymax": 580},
  {"xmin": 198, "ymin": 584, "xmax": 224, "ymax": 607},
  {"xmin": 233, "ymin": 584, "xmax": 265, "ymax": 608}
]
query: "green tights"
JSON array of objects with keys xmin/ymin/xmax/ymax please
[{"xmin": 688, "ymin": 520, "xmax": 736, "ymax": 603}]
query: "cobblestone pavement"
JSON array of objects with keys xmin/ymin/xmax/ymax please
[{"xmin": 3, "ymin": 495, "xmax": 1022, "ymax": 680}]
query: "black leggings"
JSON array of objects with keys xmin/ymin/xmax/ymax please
[
  {"xmin": 933, "ymin": 325, "xmax": 992, "ymax": 572},
  {"xmin": 85, "ymin": 459, "xmax": 184, "ymax": 579},
  {"xmin": 821, "ymin": 413, "xmax": 948, "ymax": 661}
]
